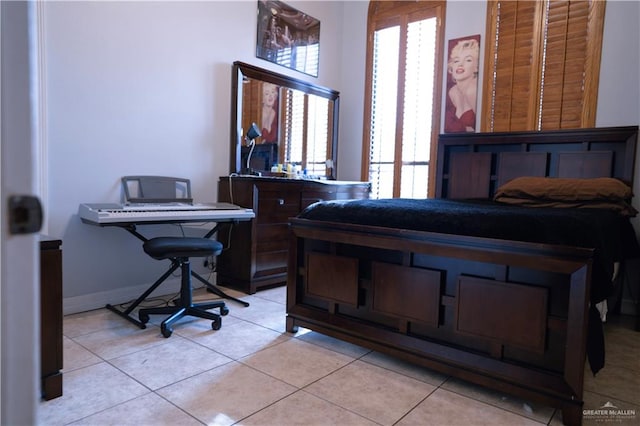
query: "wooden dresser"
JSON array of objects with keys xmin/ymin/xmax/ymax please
[
  {"xmin": 217, "ymin": 176, "xmax": 370, "ymax": 294},
  {"xmin": 40, "ymin": 236, "xmax": 63, "ymax": 400}
]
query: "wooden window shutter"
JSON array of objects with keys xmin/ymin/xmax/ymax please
[{"xmin": 482, "ymin": 0, "xmax": 605, "ymax": 132}]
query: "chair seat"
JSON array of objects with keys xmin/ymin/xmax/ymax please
[{"xmin": 143, "ymin": 237, "xmax": 223, "ymax": 260}]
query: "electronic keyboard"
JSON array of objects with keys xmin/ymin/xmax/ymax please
[{"xmin": 79, "ymin": 202, "xmax": 255, "ymax": 225}]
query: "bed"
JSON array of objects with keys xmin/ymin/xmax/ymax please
[{"xmin": 285, "ymin": 126, "xmax": 639, "ymax": 425}]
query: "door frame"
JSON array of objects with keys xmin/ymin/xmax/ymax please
[{"xmin": 1, "ymin": 1, "xmax": 41, "ymax": 423}]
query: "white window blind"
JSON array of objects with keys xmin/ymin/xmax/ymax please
[
  {"xmin": 368, "ymin": 15, "xmax": 438, "ymax": 199},
  {"xmin": 295, "ymin": 43, "xmax": 319, "ymax": 77},
  {"xmin": 307, "ymin": 95, "xmax": 329, "ymax": 175},
  {"xmin": 369, "ymin": 25, "xmax": 400, "ymax": 199},
  {"xmin": 400, "ymin": 17, "xmax": 436, "ymax": 198},
  {"xmin": 284, "ymin": 89, "xmax": 304, "ymax": 165},
  {"xmin": 282, "ymin": 86, "xmax": 330, "ymax": 175}
]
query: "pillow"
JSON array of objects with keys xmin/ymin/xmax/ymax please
[
  {"xmin": 494, "ymin": 177, "xmax": 637, "ymax": 217},
  {"xmin": 494, "ymin": 177, "xmax": 632, "ymax": 202}
]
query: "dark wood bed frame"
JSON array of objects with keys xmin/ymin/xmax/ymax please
[{"xmin": 286, "ymin": 126, "xmax": 638, "ymax": 425}]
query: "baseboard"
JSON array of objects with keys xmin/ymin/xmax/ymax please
[
  {"xmin": 63, "ymin": 268, "xmax": 216, "ymax": 316},
  {"xmin": 63, "ymin": 277, "xmax": 185, "ymax": 315}
]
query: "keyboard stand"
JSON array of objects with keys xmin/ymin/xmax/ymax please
[
  {"xmin": 106, "ymin": 261, "xmax": 182, "ymax": 329},
  {"xmin": 106, "ymin": 221, "xmax": 250, "ymax": 329}
]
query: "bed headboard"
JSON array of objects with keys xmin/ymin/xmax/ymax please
[{"xmin": 435, "ymin": 126, "xmax": 638, "ymax": 199}]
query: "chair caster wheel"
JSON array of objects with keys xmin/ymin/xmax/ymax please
[
  {"xmin": 161, "ymin": 324, "xmax": 173, "ymax": 338},
  {"xmin": 139, "ymin": 312, "xmax": 150, "ymax": 324},
  {"xmin": 211, "ymin": 318, "xmax": 222, "ymax": 330},
  {"xmin": 220, "ymin": 306, "xmax": 229, "ymax": 316}
]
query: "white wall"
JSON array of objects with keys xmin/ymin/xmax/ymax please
[
  {"xmin": 44, "ymin": 1, "xmax": 347, "ymax": 312},
  {"xmin": 597, "ymin": 0, "xmax": 640, "ymax": 128},
  {"xmin": 336, "ymin": 0, "xmax": 369, "ymax": 181},
  {"xmin": 597, "ymin": 0, "xmax": 640, "ymax": 314},
  {"xmin": 596, "ymin": 0, "xmax": 640, "ymax": 236},
  {"xmin": 44, "ymin": 1, "xmax": 639, "ymax": 314}
]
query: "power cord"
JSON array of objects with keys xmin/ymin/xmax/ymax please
[
  {"xmin": 116, "ymin": 291, "xmax": 181, "ymax": 310},
  {"xmin": 203, "ymin": 256, "xmax": 216, "ymax": 271},
  {"xmin": 227, "ymin": 174, "xmax": 236, "ymax": 205},
  {"xmin": 222, "ymin": 222, "xmax": 234, "ymax": 252}
]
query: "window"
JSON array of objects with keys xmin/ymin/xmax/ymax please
[
  {"xmin": 362, "ymin": 1, "xmax": 446, "ymax": 199},
  {"xmin": 482, "ymin": 0, "xmax": 605, "ymax": 131},
  {"xmin": 281, "ymin": 89, "xmax": 332, "ymax": 176}
]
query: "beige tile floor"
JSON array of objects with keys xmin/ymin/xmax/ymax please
[{"xmin": 39, "ymin": 285, "xmax": 639, "ymax": 425}]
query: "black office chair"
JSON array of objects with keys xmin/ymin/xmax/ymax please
[
  {"xmin": 138, "ymin": 237, "xmax": 228, "ymax": 337},
  {"xmin": 119, "ymin": 176, "xmax": 229, "ymax": 337}
]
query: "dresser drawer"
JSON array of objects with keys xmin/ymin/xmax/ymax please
[
  {"xmin": 255, "ymin": 250, "xmax": 288, "ymax": 277},
  {"xmin": 256, "ymin": 224, "xmax": 290, "ymax": 251},
  {"xmin": 301, "ymin": 191, "xmax": 335, "ymax": 209},
  {"xmin": 256, "ymin": 191, "xmax": 301, "ymax": 223},
  {"xmin": 217, "ymin": 176, "xmax": 369, "ymax": 294}
]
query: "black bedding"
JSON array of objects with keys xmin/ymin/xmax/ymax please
[{"xmin": 298, "ymin": 198, "xmax": 640, "ymax": 374}]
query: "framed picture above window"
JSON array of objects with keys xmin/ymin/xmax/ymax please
[
  {"xmin": 444, "ymin": 34, "xmax": 481, "ymax": 133},
  {"xmin": 256, "ymin": 0, "xmax": 320, "ymax": 77}
]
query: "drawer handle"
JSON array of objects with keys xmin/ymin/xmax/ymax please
[{"xmin": 277, "ymin": 198, "xmax": 285, "ymax": 205}]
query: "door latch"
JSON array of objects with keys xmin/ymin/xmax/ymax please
[{"xmin": 8, "ymin": 195, "xmax": 43, "ymax": 235}]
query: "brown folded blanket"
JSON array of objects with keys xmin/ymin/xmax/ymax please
[{"xmin": 494, "ymin": 177, "xmax": 638, "ymax": 217}]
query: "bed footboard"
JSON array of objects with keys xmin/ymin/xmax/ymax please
[{"xmin": 287, "ymin": 218, "xmax": 595, "ymax": 426}]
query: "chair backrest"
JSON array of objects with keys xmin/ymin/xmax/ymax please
[{"xmin": 122, "ymin": 176, "xmax": 193, "ymax": 204}]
